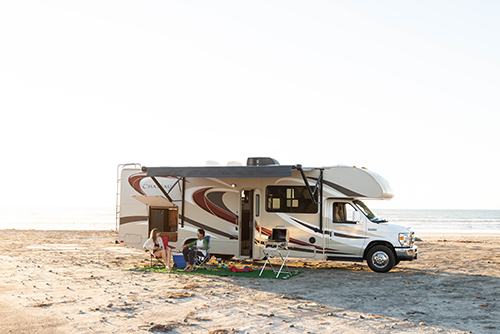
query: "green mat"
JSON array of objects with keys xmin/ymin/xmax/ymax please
[{"xmin": 135, "ymin": 265, "xmax": 301, "ymax": 280}]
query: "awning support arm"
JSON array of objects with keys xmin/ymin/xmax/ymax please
[
  {"xmin": 319, "ymin": 170, "xmax": 323, "ymax": 232},
  {"xmin": 296, "ymin": 165, "xmax": 323, "ymax": 205},
  {"xmin": 168, "ymin": 177, "xmax": 182, "ymax": 195},
  {"xmin": 151, "ymin": 176, "xmax": 174, "ymax": 202},
  {"xmin": 181, "ymin": 177, "xmax": 186, "ymax": 228},
  {"xmin": 296, "ymin": 165, "xmax": 324, "ymax": 232}
]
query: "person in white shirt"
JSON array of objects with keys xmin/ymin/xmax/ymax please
[
  {"xmin": 182, "ymin": 228, "xmax": 208, "ymax": 272},
  {"xmin": 143, "ymin": 228, "xmax": 173, "ymax": 270}
]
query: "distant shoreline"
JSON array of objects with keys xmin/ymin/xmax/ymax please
[
  {"xmin": 3, "ymin": 229, "xmax": 500, "ymax": 236},
  {"xmin": 1, "ymin": 207, "xmax": 499, "ymax": 233}
]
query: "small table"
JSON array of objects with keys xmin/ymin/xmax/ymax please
[{"xmin": 259, "ymin": 242, "xmax": 291, "ymax": 278}]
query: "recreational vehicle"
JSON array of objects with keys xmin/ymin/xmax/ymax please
[{"xmin": 116, "ymin": 158, "xmax": 417, "ymax": 273}]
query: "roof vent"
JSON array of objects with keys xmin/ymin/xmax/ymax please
[{"xmin": 246, "ymin": 157, "xmax": 280, "ymax": 166}]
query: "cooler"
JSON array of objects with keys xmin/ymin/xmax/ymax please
[{"xmin": 173, "ymin": 254, "xmax": 186, "ymax": 268}]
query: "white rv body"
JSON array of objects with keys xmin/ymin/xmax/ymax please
[{"xmin": 117, "ymin": 159, "xmax": 417, "ymax": 272}]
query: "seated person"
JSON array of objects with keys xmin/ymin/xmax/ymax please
[
  {"xmin": 143, "ymin": 228, "xmax": 173, "ymax": 270},
  {"xmin": 182, "ymin": 228, "xmax": 208, "ymax": 272}
]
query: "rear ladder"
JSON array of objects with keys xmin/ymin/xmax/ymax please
[{"xmin": 115, "ymin": 163, "xmax": 141, "ymax": 231}]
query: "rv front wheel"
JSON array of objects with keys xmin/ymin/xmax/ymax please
[{"xmin": 366, "ymin": 245, "xmax": 395, "ymax": 273}]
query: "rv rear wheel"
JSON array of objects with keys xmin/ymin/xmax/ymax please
[{"xmin": 366, "ymin": 245, "xmax": 395, "ymax": 273}]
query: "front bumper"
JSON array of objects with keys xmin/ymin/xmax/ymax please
[{"xmin": 395, "ymin": 245, "xmax": 418, "ymax": 261}]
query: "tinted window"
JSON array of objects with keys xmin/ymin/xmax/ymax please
[{"xmin": 266, "ymin": 186, "xmax": 318, "ymax": 213}]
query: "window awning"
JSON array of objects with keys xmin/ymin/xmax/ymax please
[
  {"xmin": 131, "ymin": 195, "xmax": 177, "ymax": 208},
  {"xmin": 142, "ymin": 165, "xmax": 295, "ymax": 178}
]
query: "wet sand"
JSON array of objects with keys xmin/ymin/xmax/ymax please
[{"xmin": 1, "ymin": 229, "xmax": 499, "ymax": 333}]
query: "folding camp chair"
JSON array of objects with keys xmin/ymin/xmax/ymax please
[
  {"xmin": 150, "ymin": 236, "xmax": 174, "ymax": 268},
  {"xmin": 193, "ymin": 236, "xmax": 211, "ymax": 271}
]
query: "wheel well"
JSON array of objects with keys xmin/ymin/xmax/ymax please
[
  {"xmin": 363, "ymin": 241, "xmax": 396, "ymax": 260},
  {"xmin": 183, "ymin": 238, "xmax": 197, "ymax": 246}
]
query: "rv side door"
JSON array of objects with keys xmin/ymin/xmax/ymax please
[
  {"xmin": 253, "ymin": 190, "xmax": 263, "ymax": 259},
  {"xmin": 326, "ymin": 200, "xmax": 367, "ymax": 257},
  {"xmin": 239, "ymin": 190, "xmax": 254, "ymax": 258}
]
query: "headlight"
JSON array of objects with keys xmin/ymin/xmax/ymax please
[{"xmin": 399, "ymin": 232, "xmax": 410, "ymax": 247}]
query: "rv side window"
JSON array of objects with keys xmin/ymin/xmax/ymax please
[
  {"xmin": 332, "ymin": 203, "xmax": 358, "ymax": 223},
  {"xmin": 266, "ymin": 186, "xmax": 318, "ymax": 213},
  {"xmin": 255, "ymin": 194, "xmax": 260, "ymax": 217}
]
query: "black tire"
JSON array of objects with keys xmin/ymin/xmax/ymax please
[{"xmin": 366, "ymin": 245, "xmax": 395, "ymax": 273}]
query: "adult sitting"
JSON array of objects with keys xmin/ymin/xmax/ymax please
[
  {"xmin": 143, "ymin": 228, "xmax": 173, "ymax": 270},
  {"xmin": 182, "ymin": 228, "xmax": 208, "ymax": 272}
]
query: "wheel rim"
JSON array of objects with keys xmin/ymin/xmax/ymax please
[{"xmin": 371, "ymin": 251, "xmax": 389, "ymax": 269}]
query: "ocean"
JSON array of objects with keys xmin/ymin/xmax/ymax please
[
  {"xmin": 377, "ymin": 209, "xmax": 500, "ymax": 234},
  {"xmin": 0, "ymin": 207, "xmax": 117, "ymax": 231},
  {"xmin": 0, "ymin": 207, "xmax": 499, "ymax": 234}
]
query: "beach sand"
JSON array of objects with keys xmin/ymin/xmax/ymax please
[{"xmin": 1, "ymin": 230, "xmax": 499, "ymax": 334}]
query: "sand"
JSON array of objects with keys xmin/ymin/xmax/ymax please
[{"xmin": 1, "ymin": 230, "xmax": 499, "ymax": 334}]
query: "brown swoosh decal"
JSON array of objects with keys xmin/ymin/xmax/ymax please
[{"xmin": 193, "ymin": 188, "xmax": 238, "ymax": 225}]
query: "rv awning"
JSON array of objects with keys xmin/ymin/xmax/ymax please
[
  {"xmin": 132, "ymin": 195, "xmax": 177, "ymax": 207},
  {"xmin": 142, "ymin": 165, "xmax": 295, "ymax": 178}
]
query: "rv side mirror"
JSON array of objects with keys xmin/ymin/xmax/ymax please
[{"xmin": 352, "ymin": 211, "xmax": 361, "ymax": 222}]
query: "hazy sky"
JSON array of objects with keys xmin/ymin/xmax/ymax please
[{"xmin": 1, "ymin": 1, "xmax": 499, "ymax": 210}]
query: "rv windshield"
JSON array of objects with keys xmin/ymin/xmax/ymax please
[{"xmin": 353, "ymin": 200, "xmax": 388, "ymax": 223}]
